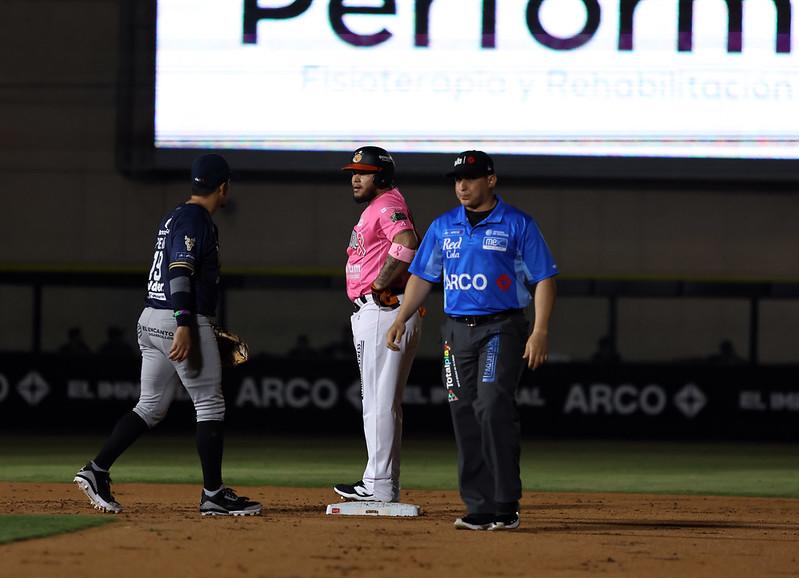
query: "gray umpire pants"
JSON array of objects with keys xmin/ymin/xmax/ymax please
[
  {"xmin": 441, "ymin": 312, "xmax": 528, "ymax": 515},
  {"xmin": 134, "ymin": 308, "xmax": 225, "ymax": 427}
]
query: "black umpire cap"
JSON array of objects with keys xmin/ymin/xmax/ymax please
[
  {"xmin": 191, "ymin": 154, "xmax": 231, "ymax": 191},
  {"xmin": 446, "ymin": 150, "xmax": 495, "ymax": 179}
]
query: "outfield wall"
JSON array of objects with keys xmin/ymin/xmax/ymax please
[{"xmin": 1, "ymin": 354, "xmax": 796, "ymax": 440}]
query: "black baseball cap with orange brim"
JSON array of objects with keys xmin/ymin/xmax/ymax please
[{"xmin": 341, "ymin": 146, "xmax": 395, "ymax": 173}]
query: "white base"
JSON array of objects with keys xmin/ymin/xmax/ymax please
[{"xmin": 325, "ymin": 501, "xmax": 421, "ymax": 517}]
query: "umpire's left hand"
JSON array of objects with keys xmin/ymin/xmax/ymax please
[{"xmin": 523, "ymin": 329, "xmax": 549, "ymax": 370}]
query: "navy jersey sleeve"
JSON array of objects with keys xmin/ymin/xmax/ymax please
[
  {"xmin": 408, "ymin": 220, "xmax": 443, "ymax": 283},
  {"xmin": 518, "ymin": 218, "xmax": 559, "ymax": 283},
  {"xmin": 168, "ymin": 211, "xmax": 204, "ymax": 273},
  {"xmin": 166, "ymin": 208, "xmax": 210, "ymax": 325}
]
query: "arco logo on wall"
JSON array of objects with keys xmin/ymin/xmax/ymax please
[{"xmin": 563, "ymin": 382, "xmax": 707, "ymax": 418}]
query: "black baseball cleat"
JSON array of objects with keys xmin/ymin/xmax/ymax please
[
  {"xmin": 199, "ymin": 487, "xmax": 262, "ymax": 516},
  {"xmin": 453, "ymin": 513, "xmax": 495, "ymax": 531},
  {"xmin": 73, "ymin": 463, "xmax": 123, "ymax": 514},
  {"xmin": 489, "ymin": 512, "xmax": 520, "ymax": 531},
  {"xmin": 333, "ymin": 480, "xmax": 375, "ymax": 501}
]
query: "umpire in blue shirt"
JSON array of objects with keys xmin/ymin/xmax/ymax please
[{"xmin": 386, "ymin": 151, "xmax": 558, "ymax": 531}]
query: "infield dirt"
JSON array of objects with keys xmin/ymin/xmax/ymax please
[{"xmin": 1, "ymin": 483, "xmax": 798, "ymax": 578}]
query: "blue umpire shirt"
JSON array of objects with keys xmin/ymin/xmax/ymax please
[{"xmin": 409, "ymin": 197, "xmax": 558, "ymax": 316}]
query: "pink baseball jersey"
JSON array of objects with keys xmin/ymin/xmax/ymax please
[{"xmin": 346, "ymin": 188, "xmax": 416, "ymax": 301}]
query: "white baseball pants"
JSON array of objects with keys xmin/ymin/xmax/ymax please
[{"xmin": 351, "ymin": 295, "xmax": 421, "ymax": 502}]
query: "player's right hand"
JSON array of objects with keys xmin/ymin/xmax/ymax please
[
  {"xmin": 169, "ymin": 326, "xmax": 192, "ymax": 362},
  {"xmin": 385, "ymin": 319, "xmax": 406, "ymax": 351}
]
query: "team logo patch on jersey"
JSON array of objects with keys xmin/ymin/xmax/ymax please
[
  {"xmin": 349, "ymin": 230, "xmax": 366, "ymax": 256},
  {"xmin": 184, "ymin": 236, "xmax": 196, "ymax": 251},
  {"xmin": 390, "ymin": 211, "xmax": 408, "ymax": 222}
]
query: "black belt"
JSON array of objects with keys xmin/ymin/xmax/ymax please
[
  {"xmin": 448, "ymin": 309, "xmax": 524, "ymax": 327},
  {"xmin": 352, "ymin": 294, "xmax": 371, "ymax": 311}
]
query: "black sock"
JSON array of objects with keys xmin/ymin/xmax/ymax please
[
  {"xmin": 196, "ymin": 420, "xmax": 224, "ymax": 491},
  {"xmin": 94, "ymin": 411, "xmax": 149, "ymax": 471}
]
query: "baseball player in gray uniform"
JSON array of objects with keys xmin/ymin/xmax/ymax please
[{"xmin": 73, "ymin": 154, "xmax": 262, "ymax": 516}]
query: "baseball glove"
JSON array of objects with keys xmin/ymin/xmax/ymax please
[
  {"xmin": 213, "ymin": 326, "xmax": 250, "ymax": 367},
  {"xmin": 370, "ymin": 283, "xmax": 400, "ymax": 309}
]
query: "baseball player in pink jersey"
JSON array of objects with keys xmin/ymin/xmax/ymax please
[{"xmin": 334, "ymin": 146, "xmax": 422, "ymax": 503}]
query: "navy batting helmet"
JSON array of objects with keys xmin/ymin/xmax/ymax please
[{"xmin": 342, "ymin": 146, "xmax": 396, "ymax": 188}]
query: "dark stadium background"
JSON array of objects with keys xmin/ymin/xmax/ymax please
[{"xmin": 1, "ymin": 0, "xmax": 797, "ymax": 441}]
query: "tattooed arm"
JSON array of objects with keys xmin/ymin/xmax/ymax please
[{"xmin": 372, "ymin": 229, "xmax": 418, "ymax": 290}]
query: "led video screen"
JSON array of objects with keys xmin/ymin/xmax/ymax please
[{"xmin": 149, "ymin": 0, "xmax": 799, "ymax": 179}]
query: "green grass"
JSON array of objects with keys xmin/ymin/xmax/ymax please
[
  {"xmin": 0, "ymin": 515, "xmax": 114, "ymax": 544},
  {"xmin": 0, "ymin": 434, "xmax": 798, "ymax": 498}
]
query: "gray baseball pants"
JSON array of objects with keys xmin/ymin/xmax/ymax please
[{"xmin": 134, "ymin": 307, "xmax": 225, "ymax": 427}]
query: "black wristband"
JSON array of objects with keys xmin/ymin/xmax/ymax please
[{"xmin": 174, "ymin": 310, "xmax": 192, "ymax": 327}]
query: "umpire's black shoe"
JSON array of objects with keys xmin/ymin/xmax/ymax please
[
  {"xmin": 453, "ymin": 513, "xmax": 495, "ymax": 530},
  {"xmin": 489, "ymin": 512, "xmax": 520, "ymax": 531},
  {"xmin": 200, "ymin": 487, "xmax": 263, "ymax": 516},
  {"xmin": 74, "ymin": 463, "xmax": 122, "ymax": 514},
  {"xmin": 333, "ymin": 480, "xmax": 375, "ymax": 501}
]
